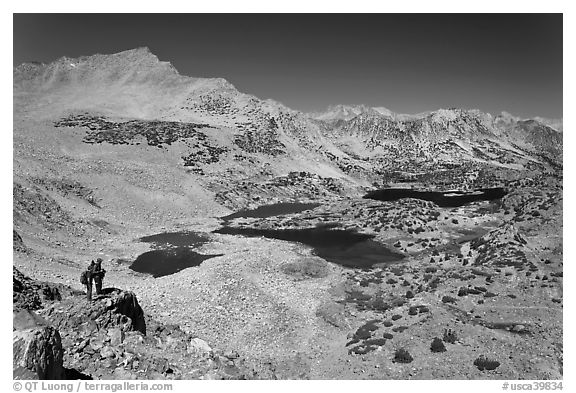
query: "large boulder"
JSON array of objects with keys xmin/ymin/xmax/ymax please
[
  {"xmin": 13, "ymin": 310, "xmax": 65, "ymax": 379},
  {"xmin": 43, "ymin": 288, "xmax": 146, "ymax": 335}
]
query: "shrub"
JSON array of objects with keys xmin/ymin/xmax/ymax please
[
  {"xmin": 473, "ymin": 355, "xmax": 500, "ymax": 371},
  {"xmin": 429, "ymin": 277, "xmax": 441, "ymax": 289},
  {"xmin": 390, "ymin": 298, "xmax": 407, "ymax": 308},
  {"xmin": 430, "ymin": 337, "xmax": 446, "ymax": 352},
  {"xmin": 442, "ymin": 295, "xmax": 457, "ymax": 304},
  {"xmin": 368, "ymin": 294, "xmax": 390, "ymax": 312},
  {"xmin": 443, "ymin": 328, "xmax": 457, "ymax": 344},
  {"xmin": 393, "ymin": 348, "xmax": 413, "ymax": 363}
]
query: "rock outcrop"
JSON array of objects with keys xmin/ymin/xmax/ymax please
[
  {"xmin": 13, "ymin": 230, "xmax": 26, "ymax": 252},
  {"xmin": 13, "ymin": 310, "xmax": 65, "ymax": 380},
  {"xmin": 43, "ymin": 288, "xmax": 146, "ymax": 336},
  {"xmin": 13, "ymin": 267, "xmax": 62, "ymax": 311},
  {"xmin": 13, "ymin": 267, "xmax": 252, "ymax": 379}
]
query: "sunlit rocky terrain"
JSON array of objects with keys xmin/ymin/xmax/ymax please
[{"xmin": 13, "ymin": 48, "xmax": 562, "ymax": 380}]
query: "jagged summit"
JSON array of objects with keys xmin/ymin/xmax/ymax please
[
  {"xmin": 13, "ymin": 47, "xmax": 242, "ymax": 97},
  {"xmin": 312, "ymin": 103, "xmax": 562, "ymax": 135},
  {"xmin": 120, "ymin": 46, "xmax": 154, "ymax": 55},
  {"xmin": 312, "ymin": 104, "xmax": 482, "ymax": 124},
  {"xmin": 15, "ymin": 47, "xmax": 180, "ymax": 89},
  {"xmin": 13, "ymin": 47, "xmax": 247, "ymax": 120},
  {"xmin": 310, "ymin": 104, "xmax": 376, "ymax": 121},
  {"xmin": 533, "ymin": 116, "xmax": 563, "ymax": 133}
]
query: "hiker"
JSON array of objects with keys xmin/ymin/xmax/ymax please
[
  {"xmin": 93, "ymin": 258, "xmax": 106, "ymax": 295},
  {"xmin": 82, "ymin": 260, "xmax": 96, "ymax": 301}
]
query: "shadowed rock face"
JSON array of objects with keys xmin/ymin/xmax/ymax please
[
  {"xmin": 13, "ymin": 315, "xmax": 65, "ymax": 380},
  {"xmin": 46, "ymin": 288, "xmax": 146, "ymax": 335},
  {"xmin": 13, "ymin": 230, "xmax": 25, "ymax": 251}
]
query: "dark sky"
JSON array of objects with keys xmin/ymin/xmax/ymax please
[{"xmin": 13, "ymin": 14, "xmax": 563, "ymax": 118}]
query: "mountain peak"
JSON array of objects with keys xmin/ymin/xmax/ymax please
[
  {"xmin": 311, "ymin": 104, "xmax": 377, "ymax": 121},
  {"xmin": 130, "ymin": 46, "xmax": 153, "ymax": 54},
  {"xmin": 108, "ymin": 46, "xmax": 158, "ymax": 61},
  {"xmin": 372, "ymin": 106, "xmax": 396, "ymax": 117},
  {"xmin": 13, "ymin": 47, "xmax": 185, "ymax": 92}
]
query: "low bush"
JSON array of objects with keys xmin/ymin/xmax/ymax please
[
  {"xmin": 443, "ymin": 328, "xmax": 457, "ymax": 344},
  {"xmin": 442, "ymin": 295, "xmax": 457, "ymax": 304},
  {"xmin": 473, "ymin": 355, "xmax": 500, "ymax": 371},
  {"xmin": 430, "ymin": 337, "xmax": 446, "ymax": 352},
  {"xmin": 393, "ymin": 348, "xmax": 413, "ymax": 363}
]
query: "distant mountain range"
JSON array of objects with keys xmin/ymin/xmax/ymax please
[
  {"xmin": 14, "ymin": 47, "xmax": 563, "ymax": 208},
  {"xmin": 310, "ymin": 105, "xmax": 562, "ymax": 133}
]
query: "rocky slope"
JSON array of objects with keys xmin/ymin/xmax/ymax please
[
  {"xmin": 13, "ymin": 267, "xmax": 255, "ymax": 380},
  {"xmin": 13, "ymin": 48, "xmax": 562, "ymax": 379}
]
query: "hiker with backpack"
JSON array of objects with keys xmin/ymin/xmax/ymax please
[
  {"xmin": 93, "ymin": 258, "xmax": 106, "ymax": 295},
  {"xmin": 81, "ymin": 260, "xmax": 96, "ymax": 301},
  {"xmin": 80, "ymin": 258, "xmax": 107, "ymax": 301}
]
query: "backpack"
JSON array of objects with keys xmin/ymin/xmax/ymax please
[{"xmin": 80, "ymin": 270, "xmax": 88, "ymax": 285}]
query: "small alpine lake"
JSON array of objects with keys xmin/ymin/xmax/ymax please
[
  {"xmin": 363, "ymin": 187, "xmax": 507, "ymax": 207},
  {"xmin": 213, "ymin": 225, "xmax": 404, "ymax": 269}
]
